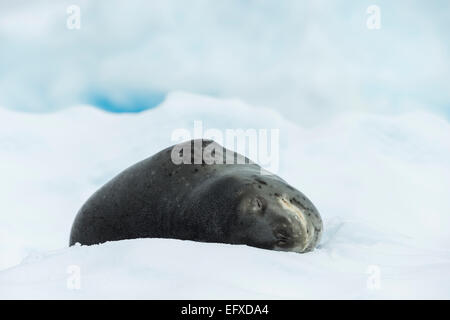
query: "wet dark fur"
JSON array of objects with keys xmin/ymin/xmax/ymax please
[{"xmin": 70, "ymin": 139, "xmax": 323, "ymax": 252}]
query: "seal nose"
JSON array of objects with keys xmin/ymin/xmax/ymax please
[
  {"xmin": 287, "ymin": 218, "xmax": 315, "ymax": 253},
  {"xmin": 274, "ymin": 220, "xmax": 315, "ymax": 253},
  {"xmin": 276, "ymin": 196, "xmax": 317, "ymax": 253},
  {"xmin": 300, "ymin": 220, "xmax": 316, "ymax": 252}
]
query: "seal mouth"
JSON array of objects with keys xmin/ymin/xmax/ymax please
[{"xmin": 277, "ymin": 196, "xmax": 315, "ymax": 252}]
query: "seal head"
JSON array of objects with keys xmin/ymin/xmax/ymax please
[{"xmin": 210, "ymin": 174, "xmax": 322, "ymax": 253}]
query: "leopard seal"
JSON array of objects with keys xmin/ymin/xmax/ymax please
[{"xmin": 69, "ymin": 139, "xmax": 323, "ymax": 253}]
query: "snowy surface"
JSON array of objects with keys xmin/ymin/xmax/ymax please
[
  {"xmin": 1, "ymin": 92, "xmax": 450, "ymax": 299},
  {"xmin": 1, "ymin": 1, "xmax": 449, "ymax": 120},
  {"xmin": 2, "ymin": 237, "xmax": 450, "ymax": 299}
]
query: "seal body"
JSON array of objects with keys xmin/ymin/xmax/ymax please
[{"xmin": 70, "ymin": 139, "xmax": 323, "ymax": 253}]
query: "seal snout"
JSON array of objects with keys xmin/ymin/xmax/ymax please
[{"xmin": 276, "ymin": 195, "xmax": 317, "ymax": 253}]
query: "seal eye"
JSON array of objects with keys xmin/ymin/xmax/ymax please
[{"xmin": 250, "ymin": 197, "xmax": 265, "ymax": 213}]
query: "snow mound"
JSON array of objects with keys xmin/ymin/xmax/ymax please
[{"xmin": 1, "ymin": 236, "xmax": 450, "ymax": 299}]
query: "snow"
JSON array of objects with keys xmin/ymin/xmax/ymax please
[
  {"xmin": 1, "ymin": 92, "xmax": 450, "ymax": 299},
  {"xmin": 1, "ymin": 1, "xmax": 449, "ymax": 120},
  {"xmin": 2, "ymin": 237, "xmax": 450, "ymax": 300}
]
